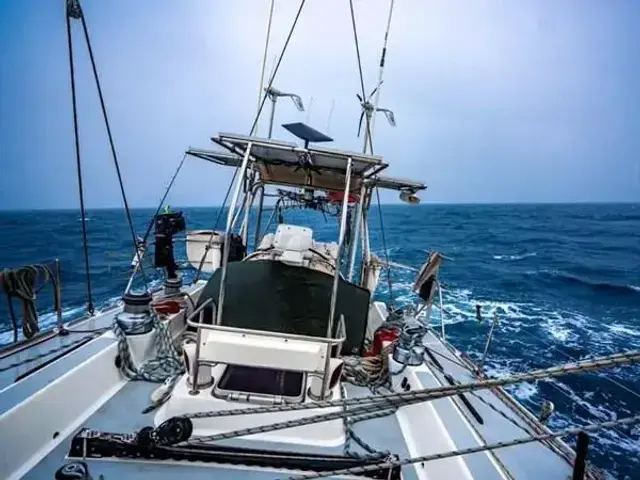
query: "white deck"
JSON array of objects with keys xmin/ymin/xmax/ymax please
[{"xmin": 0, "ymin": 299, "xmax": 581, "ymax": 479}]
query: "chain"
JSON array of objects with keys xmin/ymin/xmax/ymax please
[{"xmin": 284, "ymin": 414, "xmax": 640, "ymax": 479}]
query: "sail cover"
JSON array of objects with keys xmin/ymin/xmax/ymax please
[{"xmin": 195, "ymin": 260, "xmax": 371, "ymax": 356}]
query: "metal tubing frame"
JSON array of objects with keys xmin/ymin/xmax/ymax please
[
  {"xmin": 260, "ymin": 197, "xmax": 282, "ymax": 244},
  {"xmin": 187, "ymin": 298, "xmax": 346, "ymax": 346},
  {"xmin": 188, "ymin": 297, "xmax": 346, "ymax": 393},
  {"xmin": 347, "ymin": 182, "xmax": 367, "ymax": 281},
  {"xmin": 252, "ymin": 185, "xmax": 266, "ymax": 250},
  {"xmin": 55, "ymin": 258, "xmax": 63, "ymax": 330},
  {"xmin": 479, "ymin": 313, "xmax": 499, "ymax": 371},
  {"xmin": 239, "ymin": 177, "xmax": 255, "ymax": 246},
  {"xmin": 189, "ymin": 299, "xmax": 206, "ymax": 395},
  {"xmin": 267, "ymin": 95, "xmax": 277, "ymax": 139},
  {"xmin": 437, "ymin": 279, "xmax": 445, "ymax": 340},
  {"xmin": 321, "ymin": 157, "xmax": 353, "ymax": 399},
  {"xmin": 216, "ymin": 143, "xmax": 253, "ymax": 327}
]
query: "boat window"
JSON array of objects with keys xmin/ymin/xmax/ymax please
[{"xmin": 216, "ymin": 365, "xmax": 304, "ymax": 399}]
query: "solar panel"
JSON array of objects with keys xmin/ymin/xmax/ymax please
[{"xmin": 282, "ymin": 122, "xmax": 333, "ymax": 144}]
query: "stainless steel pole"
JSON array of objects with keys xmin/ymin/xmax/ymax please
[
  {"xmin": 321, "ymin": 158, "xmax": 353, "ymax": 399},
  {"xmin": 216, "ymin": 143, "xmax": 253, "ymax": 326},
  {"xmin": 55, "ymin": 258, "xmax": 63, "ymax": 330},
  {"xmin": 347, "ymin": 182, "xmax": 366, "ymax": 281},
  {"xmin": 267, "ymin": 96, "xmax": 277, "ymax": 139}
]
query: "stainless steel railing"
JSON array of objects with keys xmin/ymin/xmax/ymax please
[{"xmin": 185, "ymin": 297, "xmax": 346, "ymax": 395}]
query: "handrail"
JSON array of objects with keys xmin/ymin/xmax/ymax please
[
  {"xmin": 187, "ymin": 297, "xmax": 346, "ymax": 395},
  {"xmin": 185, "ymin": 297, "xmax": 346, "ymax": 346}
]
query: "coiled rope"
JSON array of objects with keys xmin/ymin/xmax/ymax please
[{"xmin": 0, "ymin": 264, "xmax": 60, "ymax": 341}]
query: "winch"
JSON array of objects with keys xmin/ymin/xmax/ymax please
[
  {"xmin": 115, "ymin": 290, "xmax": 153, "ymax": 335},
  {"xmin": 392, "ymin": 319, "xmax": 426, "ymax": 366},
  {"xmin": 163, "ymin": 275, "xmax": 182, "ymax": 296}
]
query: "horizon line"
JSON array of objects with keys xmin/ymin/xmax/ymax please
[{"xmin": 1, "ymin": 200, "xmax": 639, "ymax": 213}]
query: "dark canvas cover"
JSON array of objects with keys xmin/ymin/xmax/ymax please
[{"xmin": 195, "ymin": 260, "xmax": 370, "ymax": 355}]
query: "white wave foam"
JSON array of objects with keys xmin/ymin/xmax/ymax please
[
  {"xmin": 510, "ymin": 381, "xmax": 538, "ymax": 401},
  {"xmin": 493, "ymin": 252, "xmax": 537, "ymax": 261},
  {"xmin": 629, "ymin": 285, "xmax": 640, "ymax": 292},
  {"xmin": 606, "ymin": 323, "xmax": 640, "ymax": 338}
]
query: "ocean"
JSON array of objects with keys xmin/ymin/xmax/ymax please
[{"xmin": 0, "ymin": 203, "xmax": 639, "ymax": 478}]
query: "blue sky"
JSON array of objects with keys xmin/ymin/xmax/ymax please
[{"xmin": 1, "ymin": 0, "xmax": 639, "ymax": 210}]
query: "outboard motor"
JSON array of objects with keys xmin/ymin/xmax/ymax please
[{"xmin": 154, "ymin": 210, "xmax": 186, "ymax": 292}]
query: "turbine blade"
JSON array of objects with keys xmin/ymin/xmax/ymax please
[{"xmin": 357, "ymin": 111, "xmax": 364, "ymax": 137}]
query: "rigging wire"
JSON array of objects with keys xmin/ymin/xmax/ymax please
[
  {"xmin": 494, "ymin": 323, "xmax": 640, "ymax": 445},
  {"xmin": 375, "ymin": 187, "xmax": 394, "ymax": 310},
  {"xmin": 517, "ymin": 325, "xmax": 640, "ymax": 402},
  {"xmin": 348, "ymin": 0, "xmax": 395, "ymax": 302},
  {"xmin": 72, "ymin": 2, "xmax": 149, "ymax": 288},
  {"xmin": 195, "ymin": 0, "xmax": 307, "ymax": 283},
  {"xmin": 141, "ymin": 153, "xmax": 188, "ymax": 245},
  {"xmin": 124, "ymin": 153, "xmax": 188, "ymax": 293},
  {"xmin": 348, "ymin": 0, "xmax": 373, "ymax": 153},
  {"xmin": 65, "ymin": 2, "xmax": 94, "ymax": 315},
  {"xmin": 285, "ymin": 414, "xmax": 640, "ymax": 480},
  {"xmin": 213, "ymin": 0, "xmax": 306, "ymax": 231},
  {"xmin": 368, "ymin": 0, "xmax": 396, "ymax": 145},
  {"xmin": 255, "ymin": 0, "xmax": 276, "ymax": 137}
]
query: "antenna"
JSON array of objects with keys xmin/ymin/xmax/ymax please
[
  {"xmin": 305, "ymin": 96, "xmax": 313, "ymax": 123},
  {"xmin": 326, "ymin": 99, "xmax": 335, "ymax": 134}
]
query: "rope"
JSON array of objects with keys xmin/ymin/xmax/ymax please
[
  {"xmin": 182, "ymin": 350, "xmax": 638, "ymax": 445},
  {"xmin": 176, "ymin": 350, "xmax": 640, "ymax": 424},
  {"xmin": 67, "ymin": 1, "xmax": 149, "ymax": 289},
  {"xmin": 494, "ymin": 325, "xmax": 640, "ymax": 447},
  {"xmin": 375, "ymin": 187, "xmax": 394, "ymax": 309},
  {"xmin": 285, "ymin": 414, "xmax": 640, "ymax": 479},
  {"xmin": 65, "ymin": 3, "xmax": 93, "ymax": 315},
  {"xmin": 340, "ymin": 382, "xmax": 395, "ymax": 460},
  {"xmin": 194, "ymin": 0, "xmax": 307, "ymax": 284},
  {"xmin": 342, "ymin": 341, "xmax": 396, "ymax": 391},
  {"xmin": 113, "ymin": 314, "xmax": 184, "ymax": 382},
  {"xmin": 0, "ymin": 265, "xmax": 60, "ymax": 340},
  {"xmin": 516, "ymin": 325, "xmax": 640, "ymax": 402}
]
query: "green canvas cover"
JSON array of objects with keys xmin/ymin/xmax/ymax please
[{"xmin": 195, "ymin": 260, "xmax": 371, "ymax": 355}]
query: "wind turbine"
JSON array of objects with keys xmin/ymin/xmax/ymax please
[
  {"xmin": 265, "ymin": 86, "xmax": 305, "ymax": 138},
  {"xmin": 356, "ymin": 81, "xmax": 396, "ymax": 153}
]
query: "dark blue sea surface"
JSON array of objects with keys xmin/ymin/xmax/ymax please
[{"xmin": 0, "ymin": 203, "xmax": 639, "ymax": 478}]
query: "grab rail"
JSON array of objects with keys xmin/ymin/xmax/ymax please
[
  {"xmin": 186, "ymin": 297, "xmax": 346, "ymax": 395},
  {"xmin": 186, "ymin": 298, "xmax": 346, "ymax": 345}
]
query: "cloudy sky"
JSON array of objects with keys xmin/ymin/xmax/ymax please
[{"xmin": 1, "ymin": 0, "xmax": 639, "ymax": 210}]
